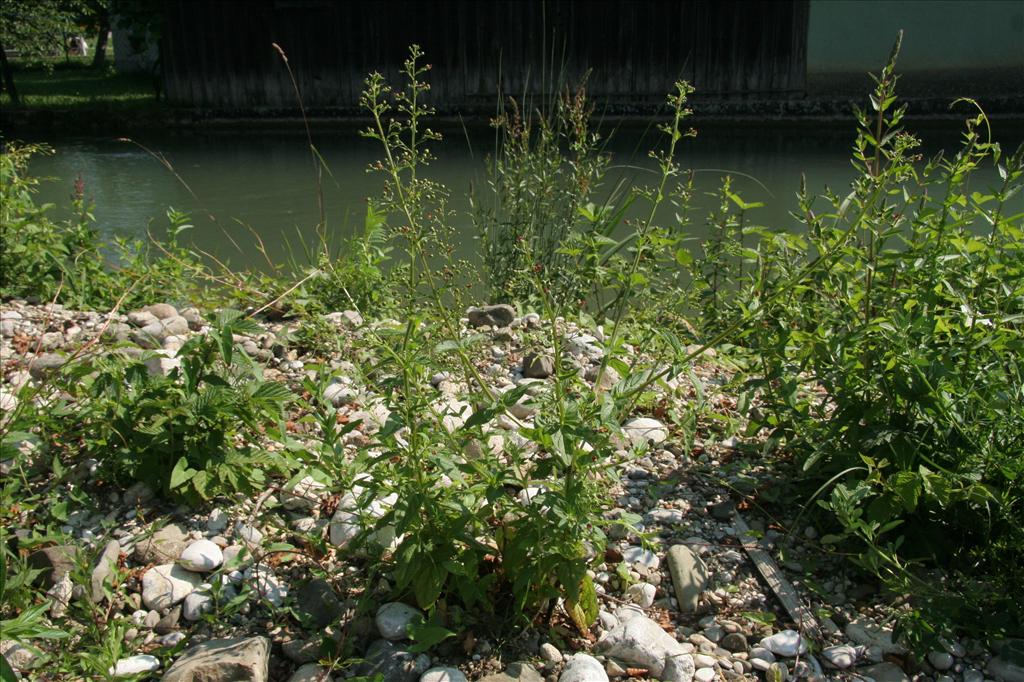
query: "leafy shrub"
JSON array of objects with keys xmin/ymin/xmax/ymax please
[
  {"xmin": 345, "ymin": 47, "xmax": 697, "ymax": 635},
  {"xmin": 0, "ymin": 143, "xmax": 107, "ymax": 304},
  {"xmin": 474, "ymin": 83, "xmax": 611, "ymax": 306},
  {"xmin": 735, "ymin": 36, "xmax": 1024, "ymax": 646},
  {"xmin": 0, "ymin": 142, "xmax": 225, "ymax": 311},
  {"xmin": 302, "ymin": 203, "xmax": 396, "ymax": 315},
  {"xmin": 59, "ymin": 310, "xmax": 293, "ymax": 502}
]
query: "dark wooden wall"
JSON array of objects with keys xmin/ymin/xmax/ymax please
[{"xmin": 161, "ymin": 0, "xmax": 809, "ymax": 110}]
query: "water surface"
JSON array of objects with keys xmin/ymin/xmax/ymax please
[{"xmin": 25, "ymin": 121, "xmax": 1023, "ymax": 270}]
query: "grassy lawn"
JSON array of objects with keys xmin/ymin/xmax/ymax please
[{"xmin": 1, "ymin": 57, "xmax": 159, "ymax": 110}]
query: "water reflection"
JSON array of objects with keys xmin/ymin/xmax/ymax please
[{"xmin": 26, "ymin": 121, "xmax": 1023, "ymax": 269}]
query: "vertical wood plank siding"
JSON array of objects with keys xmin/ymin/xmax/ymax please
[{"xmin": 161, "ymin": 0, "xmax": 809, "ymax": 110}]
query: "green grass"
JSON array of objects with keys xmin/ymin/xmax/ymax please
[{"xmin": 1, "ymin": 58, "xmax": 158, "ymax": 110}]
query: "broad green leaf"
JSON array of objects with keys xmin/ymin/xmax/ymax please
[{"xmin": 169, "ymin": 457, "xmax": 196, "ymax": 489}]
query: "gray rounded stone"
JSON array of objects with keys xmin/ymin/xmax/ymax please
[
  {"xmin": 559, "ymin": 654, "xmax": 608, "ymax": 682},
  {"xmin": 420, "ymin": 667, "xmax": 467, "ymax": 682},
  {"xmin": 376, "ymin": 602, "xmax": 423, "ymax": 641}
]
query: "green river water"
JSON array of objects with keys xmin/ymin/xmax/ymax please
[{"xmin": 25, "ymin": 122, "xmax": 1024, "ymax": 271}]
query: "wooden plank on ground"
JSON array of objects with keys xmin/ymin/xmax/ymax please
[{"xmin": 734, "ymin": 513, "xmax": 840, "ymax": 640}]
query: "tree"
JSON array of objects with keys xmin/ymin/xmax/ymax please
[
  {"xmin": 0, "ymin": 0, "xmax": 77, "ymax": 104},
  {"xmin": 0, "ymin": 0, "xmax": 77, "ymax": 61},
  {"xmin": 0, "ymin": 0, "xmax": 113, "ymax": 104}
]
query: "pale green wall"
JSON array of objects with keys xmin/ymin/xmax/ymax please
[{"xmin": 808, "ymin": 0, "xmax": 1024, "ymax": 72}]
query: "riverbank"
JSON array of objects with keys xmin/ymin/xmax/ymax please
[{"xmin": 3, "ymin": 298, "xmax": 1019, "ymax": 681}]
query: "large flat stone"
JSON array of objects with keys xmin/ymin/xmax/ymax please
[
  {"xmin": 162, "ymin": 636, "xmax": 270, "ymax": 682},
  {"xmin": 597, "ymin": 614, "xmax": 688, "ymax": 677}
]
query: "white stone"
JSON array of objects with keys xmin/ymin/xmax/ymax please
[
  {"xmin": 540, "ymin": 643, "xmax": 564, "ymax": 664},
  {"xmin": 376, "ymin": 602, "xmax": 423, "ymax": 641},
  {"xmin": 47, "ymin": 572, "xmax": 73, "ymax": 617},
  {"xmin": 437, "ymin": 399, "xmax": 472, "ymax": 433},
  {"xmin": 663, "ymin": 654, "xmax": 696, "ymax": 682},
  {"xmin": 613, "ymin": 604, "xmax": 645, "ymax": 623},
  {"xmin": 625, "ymin": 582, "xmax": 657, "ymax": 607},
  {"xmin": 621, "ymin": 546, "xmax": 660, "ymax": 571},
  {"xmin": 182, "ymin": 588, "xmax": 213, "ymax": 621},
  {"xmin": 207, "ymin": 508, "xmax": 228, "ymax": 533},
  {"xmin": 693, "ymin": 654, "xmax": 717, "ymax": 668},
  {"xmin": 621, "ymin": 417, "xmax": 668, "ymax": 447},
  {"xmin": 324, "ymin": 381, "xmax": 357, "ymax": 407},
  {"xmin": 760, "ymin": 630, "xmax": 809, "ymax": 657},
  {"xmin": 420, "ymin": 667, "xmax": 467, "ymax": 682},
  {"xmin": 110, "ymin": 654, "xmax": 160, "ymax": 677},
  {"xmin": 0, "ymin": 390, "xmax": 17, "ymax": 414},
  {"xmin": 234, "ymin": 522, "xmax": 263, "ymax": 546},
  {"xmin": 560, "ymin": 654, "xmax": 609, "ymax": 682},
  {"xmin": 282, "ymin": 476, "xmax": 327, "ymax": 511},
  {"xmin": 694, "ymin": 668, "xmax": 716, "ymax": 682},
  {"xmin": 822, "ymin": 645, "xmax": 857, "ymax": 669},
  {"xmin": 141, "ymin": 563, "xmax": 202, "ymax": 610},
  {"xmin": 247, "ymin": 565, "xmax": 287, "ymax": 607},
  {"xmin": 845, "ymin": 619, "xmax": 906, "ymax": 655},
  {"xmin": 597, "ymin": 614, "xmax": 688, "ymax": 677},
  {"xmin": 1, "ymin": 640, "xmax": 36, "ymax": 671},
  {"xmin": 156, "ymin": 632, "xmax": 186, "ymax": 648},
  {"xmin": 650, "ymin": 508, "xmax": 686, "ymax": 525},
  {"xmin": 329, "ymin": 510, "xmax": 361, "ymax": 548},
  {"xmin": 179, "ymin": 539, "xmax": 224, "ymax": 572}
]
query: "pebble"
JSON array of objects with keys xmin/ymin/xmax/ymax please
[
  {"xmin": 821, "ymin": 644, "xmax": 857, "ymax": 669},
  {"xmin": 182, "ymin": 588, "xmax": 213, "ymax": 621},
  {"xmin": 767, "ymin": 662, "xmax": 789, "ymax": 682},
  {"xmin": 178, "ymin": 539, "xmax": 224, "ymax": 572},
  {"xmin": 720, "ymin": 633, "xmax": 747, "ymax": 653},
  {"xmin": 141, "ymin": 563, "xmax": 202, "ymax": 610},
  {"xmin": 248, "ymin": 565, "xmax": 287, "ymax": 606},
  {"xmin": 110, "ymin": 655, "xmax": 160, "ymax": 677},
  {"xmin": 560, "ymin": 654, "xmax": 609, "ymax": 682},
  {"xmin": 155, "ymin": 632, "xmax": 186, "ymax": 648},
  {"xmin": 206, "ymin": 508, "xmax": 228, "ymax": 533},
  {"xmin": 621, "ymin": 417, "xmax": 668, "ymax": 447},
  {"xmin": 928, "ymin": 651, "xmax": 954, "ymax": 671},
  {"xmin": 621, "ymin": 546, "xmax": 660, "ymax": 571},
  {"xmin": 420, "ymin": 667, "xmax": 467, "ymax": 682},
  {"xmin": 625, "ymin": 582, "xmax": 657, "ymax": 607},
  {"xmin": 694, "ymin": 669, "xmax": 716, "ymax": 682},
  {"xmin": 376, "ymin": 602, "xmax": 424, "ymax": 641},
  {"xmin": 693, "ymin": 654, "xmax": 717, "ymax": 669},
  {"xmin": 540, "ymin": 643, "xmax": 563, "ymax": 664},
  {"xmin": 234, "ymin": 522, "xmax": 263, "ymax": 546},
  {"xmin": 761, "ymin": 630, "xmax": 808, "ymax": 657},
  {"xmin": 291, "ymin": 663, "xmax": 336, "ymax": 682},
  {"xmin": 963, "ymin": 669, "xmax": 984, "ymax": 682},
  {"xmin": 598, "ymin": 615, "xmax": 688, "ymax": 677}
]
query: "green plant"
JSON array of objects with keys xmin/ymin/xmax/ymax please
[
  {"xmin": 474, "ymin": 81, "xmax": 613, "ymax": 306},
  {"xmin": 0, "ymin": 143, "xmax": 212, "ymax": 310},
  {"xmin": 344, "ymin": 49, "xmax": 700, "ymax": 640},
  {"xmin": 733, "ymin": 34, "xmax": 1024, "ymax": 648},
  {"xmin": 0, "ymin": 541, "xmax": 69, "ymax": 680},
  {"xmin": 0, "ymin": 143, "xmax": 103, "ymax": 304},
  {"xmin": 303, "ymin": 203, "xmax": 396, "ymax": 315},
  {"xmin": 57, "ymin": 309, "xmax": 293, "ymax": 502}
]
